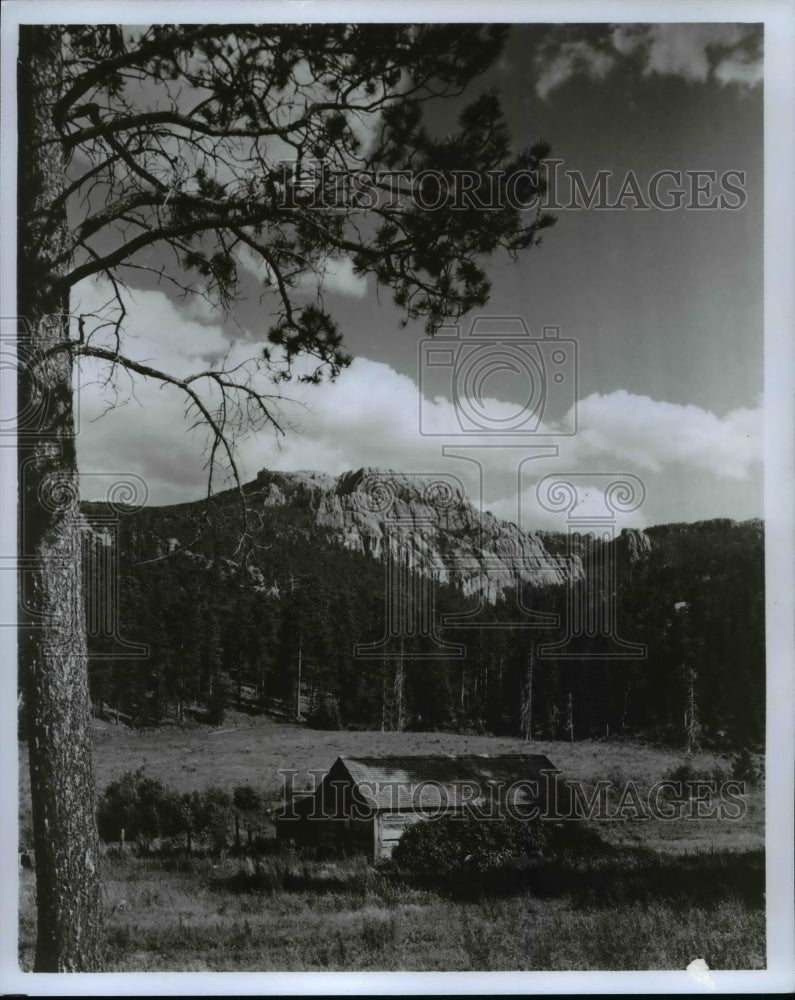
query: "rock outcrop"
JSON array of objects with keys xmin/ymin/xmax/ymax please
[
  {"xmin": 254, "ymin": 467, "xmax": 581, "ymax": 601},
  {"xmin": 617, "ymin": 526, "xmax": 653, "ymax": 563}
]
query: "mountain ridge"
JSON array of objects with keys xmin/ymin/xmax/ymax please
[
  {"xmin": 86, "ymin": 466, "xmax": 764, "ymax": 604},
  {"xmin": 81, "ymin": 466, "xmax": 765, "ymax": 744},
  {"xmin": 250, "ymin": 466, "xmax": 577, "ymax": 600}
]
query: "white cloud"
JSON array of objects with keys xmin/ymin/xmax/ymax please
[
  {"xmin": 482, "ymin": 391, "xmax": 761, "ymax": 529},
  {"xmin": 714, "ymin": 51, "xmax": 764, "ymax": 89},
  {"xmin": 537, "ymin": 24, "xmax": 762, "ymax": 98},
  {"xmin": 242, "ymin": 379, "xmax": 762, "ymax": 531},
  {"xmin": 71, "ymin": 278, "xmax": 229, "ymax": 376},
  {"xmin": 235, "ymin": 243, "xmax": 275, "ymax": 287},
  {"xmin": 271, "ymin": 57, "xmax": 386, "ymax": 159},
  {"xmin": 636, "ymin": 24, "xmax": 752, "ymax": 85},
  {"xmin": 72, "ymin": 282, "xmax": 762, "ymax": 527},
  {"xmin": 298, "ymin": 255, "xmax": 368, "ymax": 299},
  {"xmin": 71, "ymin": 278, "xmax": 279, "ymax": 501},
  {"xmin": 610, "ymin": 24, "xmax": 646, "ymax": 57},
  {"xmin": 640, "ymin": 25, "xmax": 713, "ymax": 82},
  {"xmin": 536, "ymin": 40, "xmax": 615, "ymax": 100},
  {"xmin": 564, "ymin": 391, "xmax": 762, "ymax": 481},
  {"xmin": 490, "ymin": 482, "xmax": 649, "ymax": 533},
  {"xmin": 236, "ymin": 244, "xmax": 367, "ymax": 300},
  {"xmin": 181, "ymin": 287, "xmax": 226, "ymax": 326}
]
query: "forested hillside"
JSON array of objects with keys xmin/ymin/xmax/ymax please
[{"xmin": 79, "ymin": 471, "xmax": 764, "ymax": 750}]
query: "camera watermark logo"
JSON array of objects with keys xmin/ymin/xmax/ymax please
[{"xmin": 419, "ymin": 317, "xmax": 577, "ymax": 437}]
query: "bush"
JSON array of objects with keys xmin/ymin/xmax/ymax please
[
  {"xmin": 663, "ymin": 758, "xmax": 728, "ymax": 787},
  {"xmin": 731, "ymin": 747, "xmax": 761, "ymax": 786},
  {"xmin": 233, "ymin": 783, "xmax": 263, "ymax": 813},
  {"xmin": 192, "ymin": 786, "xmax": 233, "ymax": 850},
  {"xmin": 392, "ymin": 812, "xmax": 547, "ymax": 874},
  {"xmin": 541, "ymin": 820, "xmax": 609, "ymax": 858},
  {"xmin": 97, "ymin": 772, "xmax": 236, "ymax": 851},
  {"xmin": 97, "ymin": 769, "xmax": 181, "ymax": 843}
]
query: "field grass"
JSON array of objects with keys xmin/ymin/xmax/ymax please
[
  {"xmin": 18, "ymin": 847, "xmax": 765, "ymax": 971},
  {"xmin": 17, "ymin": 712, "xmax": 766, "ymax": 971},
  {"xmin": 19, "ymin": 710, "xmax": 746, "ymax": 792},
  {"xmin": 19, "ymin": 711, "xmax": 765, "ymax": 852}
]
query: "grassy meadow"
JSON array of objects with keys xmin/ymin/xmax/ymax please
[{"xmin": 18, "ymin": 713, "xmax": 765, "ymax": 971}]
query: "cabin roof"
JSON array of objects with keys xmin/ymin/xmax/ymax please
[{"xmin": 334, "ymin": 753, "xmax": 559, "ymax": 812}]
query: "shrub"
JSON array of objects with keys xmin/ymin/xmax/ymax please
[
  {"xmin": 97, "ymin": 769, "xmax": 181, "ymax": 843},
  {"xmin": 663, "ymin": 758, "xmax": 728, "ymax": 787},
  {"xmin": 392, "ymin": 812, "xmax": 547, "ymax": 874},
  {"xmin": 97, "ymin": 772, "xmax": 236, "ymax": 851},
  {"xmin": 731, "ymin": 747, "xmax": 761, "ymax": 786},
  {"xmin": 233, "ymin": 784, "xmax": 263, "ymax": 813},
  {"xmin": 541, "ymin": 820, "xmax": 609, "ymax": 858},
  {"xmin": 193, "ymin": 786, "xmax": 233, "ymax": 850}
]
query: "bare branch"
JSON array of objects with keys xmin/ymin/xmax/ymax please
[{"xmin": 53, "ymin": 25, "xmax": 223, "ymax": 122}]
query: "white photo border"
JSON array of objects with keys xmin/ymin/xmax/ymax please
[{"xmin": 1, "ymin": 0, "xmax": 792, "ymax": 994}]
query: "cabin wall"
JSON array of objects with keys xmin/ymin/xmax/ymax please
[
  {"xmin": 375, "ymin": 811, "xmax": 427, "ymax": 860},
  {"xmin": 275, "ymin": 814, "xmax": 376, "ymax": 856},
  {"xmin": 351, "ymin": 817, "xmax": 375, "ymax": 856},
  {"xmin": 280, "ymin": 809, "xmax": 466, "ymax": 860}
]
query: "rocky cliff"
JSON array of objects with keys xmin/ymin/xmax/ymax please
[{"xmin": 252, "ymin": 467, "xmax": 582, "ymax": 601}]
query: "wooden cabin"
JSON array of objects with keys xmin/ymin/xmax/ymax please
[{"xmin": 275, "ymin": 753, "xmax": 560, "ymax": 861}]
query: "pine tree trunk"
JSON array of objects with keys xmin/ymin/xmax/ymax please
[
  {"xmin": 381, "ymin": 660, "xmax": 387, "ymax": 733},
  {"xmin": 685, "ymin": 667, "xmax": 700, "ymax": 754},
  {"xmin": 17, "ymin": 26, "xmax": 103, "ymax": 972},
  {"xmin": 520, "ymin": 648, "xmax": 534, "ymax": 741},
  {"xmin": 394, "ymin": 641, "xmax": 405, "ymax": 732},
  {"xmin": 296, "ymin": 636, "xmax": 302, "ymax": 721}
]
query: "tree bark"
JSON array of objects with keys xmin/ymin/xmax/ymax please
[
  {"xmin": 520, "ymin": 647, "xmax": 534, "ymax": 742},
  {"xmin": 18, "ymin": 26, "xmax": 103, "ymax": 972}
]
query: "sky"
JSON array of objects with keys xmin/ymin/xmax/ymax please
[{"xmin": 72, "ymin": 21, "xmax": 765, "ymax": 532}]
